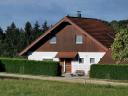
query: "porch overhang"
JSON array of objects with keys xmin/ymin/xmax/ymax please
[{"xmin": 55, "ymin": 52, "xmax": 78, "ymax": 59}]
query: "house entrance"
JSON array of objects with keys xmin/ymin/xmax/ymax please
[
  {"xmin": 55, "ymin": 52, "xmax": 78, "ymax": 73},
  {"xmin": 60, "ymin": 58, "xmax": 71, "ymax": 73}
]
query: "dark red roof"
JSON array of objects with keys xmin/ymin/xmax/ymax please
[
  {"xmin": 68, "ymin": 17, "xmax": 115, "ymax": 48},
  {"xmin": 19, "ymin": 16, "xmax": 115, "ymax": 56}
]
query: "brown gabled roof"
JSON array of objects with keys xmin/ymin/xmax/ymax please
[
  {"xmin": 99, "ymin": 49, "xmax": 116, "ymax": 64},
  {"xmin": 99, "ymin": 49, "xmax": 128, "ymax": 64},
  {"xmin": 68, "ymin": 17, "xmax": 115, "ymax": 48},
  {"xmin": 19, "ymin": 16, "xmax": 115, "ymax": 56}
]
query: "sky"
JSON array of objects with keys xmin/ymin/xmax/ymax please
[{"xmin": 0, "ymin": 0, "xmax": 128, "ymax": 29}]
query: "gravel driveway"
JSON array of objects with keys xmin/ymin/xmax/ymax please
[{"xmin": 0, "ymin": 73, "xmax": 128, "ymax": 86}]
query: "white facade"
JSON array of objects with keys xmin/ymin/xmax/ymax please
[
  {"xmin": 28, "ymin": 52, "xmax": 105, "ymax": 74},
  {"xmin": 71, "ymin": 52, "xmax": 105, "ymax": 74},
  {"xmin": 28, "ymin": 52, "xmax": 59, "ymax": 61}
]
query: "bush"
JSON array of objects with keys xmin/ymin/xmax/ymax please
[
  {"xmin": 0, "ymin": 59, "xmax": 61, "ymax": 76},
  {"xmin": 90, "ymin": 64, "xmax": 128, "ymax": 80}
]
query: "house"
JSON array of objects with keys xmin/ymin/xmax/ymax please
[{"xmin": 19, "ymin": 15, "xmax": 115, "ymax": 75}]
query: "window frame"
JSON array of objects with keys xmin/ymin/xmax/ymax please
[
  {"xmin": 79, "ymin": 58, "xmax": 84, "ymax": 64},
  {"xmin": 90, "ymin": 58, "xmax": 95, "ymax": 64},
  {"xmin": 76, "ymin": 35, "xmax": 83, "ymax": 44},
  {"xmin": 49, "ymin": 36, "xmax": 56, "ymax": 44}
]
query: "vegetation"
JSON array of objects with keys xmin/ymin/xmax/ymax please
[
  {"xmin": 90, "ymin": 64, "xmax": 128, "ymax": 80},
  {"xmin": 0, "ymin": 59, "xmax": 61, "ymax": 76},
  {"xmin": 0, "ymin": 21, "xmax": 49, "ymax": 57},
  {"xmin": 110, "ymin": 19, "xmax": 128, "ymax": 31},
  {"xmin": 0, "ymin": 79, "xmax": 128, "ymax": 96},
  {"xmin": 0, "ymin": 18, "xmax": 128, "ymax": 57},
  {"xmin": 111, "ymin": 28, "xmax": 128, "ymax": 63},
  {"xmin": 111, "ymin": 19, "xmax": 128, "ymax": 63}
]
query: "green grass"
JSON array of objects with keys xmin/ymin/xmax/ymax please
[{"xmin": 0, "ymin": 79, "xmax": 128, "ymax": 96}]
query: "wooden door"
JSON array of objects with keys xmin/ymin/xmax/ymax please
[{"xmin": 65, "ymin": 59, "xmax": 71, "ymax": 73}]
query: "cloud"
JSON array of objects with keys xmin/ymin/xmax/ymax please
[{"xmin": 0, "ymin": 0, "xmax": 128, "ymax": 28}]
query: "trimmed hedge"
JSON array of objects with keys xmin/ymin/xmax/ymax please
[
  {"xmin": 90, "ymin": 64, "xmax": 128, "ymax": 80},
  {"xmin": 0, "ymin": 59, "xmax": 61, "ymax": 76}
]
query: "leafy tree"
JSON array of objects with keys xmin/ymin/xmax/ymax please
[
  {"xmin": 118, "ymin": 20, "xmax": 128, "ymax": 29},
  {"xmin": 111, "ymin": 28, "xmax": 128, "ymax": 63},
  {"xmin": 110, "ymin": 20, "xmax": 119, "ymax": 31}
]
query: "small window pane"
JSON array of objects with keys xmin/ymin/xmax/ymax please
[
  {"xmin": 49, "ymin": 36, "xmax": 56, "ymax": 44},
  {"xmin": 76, "ymin": 35, "xmax": 83, "ymax": 44},
  {"xmin": 90, "ymin": 58, "xmax": 95, "ymax": 64},
  {"xmin": 79, "ymin": 58, "xmax": 84, "ymax": 63}
]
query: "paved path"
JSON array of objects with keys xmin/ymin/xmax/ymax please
[{"xmin": 0, "ymin": 73, "xmax": 128, "ymax": 86}]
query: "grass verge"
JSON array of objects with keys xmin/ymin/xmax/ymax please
[{"xmin": 0, "ymin": 79, "xmax": 128, "ymax": 96}]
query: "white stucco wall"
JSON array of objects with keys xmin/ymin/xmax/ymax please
[
  {"xmin": 28, "ymin": 52, "xmax": 59, "ymax": 61},
  {"xmin": 28, "ymin": 52, "xmax": 105, "ymax": 74},
  {"xmin": 71, "ymin": 52, "xmax": 105, "ymax": 74}
]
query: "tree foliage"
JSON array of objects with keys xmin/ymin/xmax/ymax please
[
  {"xmin": 0, "ymin": 18, "xmax": 128, "ymax": 57},
  {"xmin": 111, "ymin": 28, "xmax": 128, "ymax": 63},
  {"xmin": 0, "ymin": 21, "xmax": 49, "ymax": 57}
]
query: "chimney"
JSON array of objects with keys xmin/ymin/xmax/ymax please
[{"xmin": 77, "ymin": 11, "xmax": 82, "ymax": 18}]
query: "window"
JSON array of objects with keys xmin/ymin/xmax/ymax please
[
  {"xmin": 49, "ymin": 36, "xmax": 56, "ymax": 44},
  {"xmin": 79, "ymin": 58, "xmax": 84, "ymax": 63},
  {"xmin": 76, "ymin": 35, "xmax": 83, "ymax": 44},
  {"xmin": 90, "ymin": 58, "xmax": 95, "ymax": 64},
  {"xmin": 43, "ymin": 59, "xmax": 53, "ymax": 61}
]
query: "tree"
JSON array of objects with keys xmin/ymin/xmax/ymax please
[
  {"xmin": 0, "ymin": 27, "xmax": 4, "ymax": 40},
  {"xmin": 0, "ymin": 27, "xmax": 4, "ymax": 56},
  {"xmin": 24, "ymin": 21, "xmax": 32, "ymax": 35},
  {"xmin": 4, "ymin": 22, "xmax": 21, "ymax": 56},
  {"xmin": 24, "ymin": 21, "xmax": 32, "ymax": 45},
  {"xmin": 0, "ymin": 20, "xmax": 49, "ymax": 57},
  {"xmin": 111, "ymin": 28, "xmax": 128, "ymax": 63},
  {"xmin": 110, "ymin": 20, "xmax": 119, "ymax": 31},
  {"xmin": 33, "ymin": 21, "xmax": 42, "ymax": 38},
  {"xmin": 42, "ymin": 21, "xmax": 49, "ymax": 32}
]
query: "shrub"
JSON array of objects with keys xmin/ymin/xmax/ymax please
[
  {"xmin": 90, "ymin": 64, "xmax": 128, "ymax": 80},
  {"xmin": 0, "ymin": 59, "xmax": 61, "ymax": 76}
]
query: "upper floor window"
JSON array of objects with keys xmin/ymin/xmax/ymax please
[
  {"xmin": 90, "ymin": 58, "xmax": 95, "ymax": 64},
  {"xmin": 76, "ymin": 35, "xmax": 83, "ymax": 44},
  {"xmin": 49, "ymin": 36, "xmax": 56, "ymax": 44}
]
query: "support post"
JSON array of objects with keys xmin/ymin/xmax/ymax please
[{"xmin": 64, "ymin": 59, "xmax": 66, "ymax": 73}]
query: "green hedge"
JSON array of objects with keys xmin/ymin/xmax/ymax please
[
  {"xmin": 90, "ymin": 64, "xmax": 128, "ymax": 80},
  {"xmin": 0, "ymin": 59, "xmax": 61, "ymax": 76}
]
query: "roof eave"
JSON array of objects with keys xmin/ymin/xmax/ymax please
[{"xmin": 18, "ymin": 16, "xmax": 68, "ymax": 56}]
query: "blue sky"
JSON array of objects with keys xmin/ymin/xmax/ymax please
[{"xmin": 0, "ymin": 0, "xmax": 128, "ymax": 28}]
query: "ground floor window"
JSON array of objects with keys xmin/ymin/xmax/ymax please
[
  {"xmin": 79, "ymin": 58, "xmax": 84, "ymax": 64},
  {"xmin": 90, "ymin": 58, "xmax": 95, "ymax": 64},
  {"xmin": 43, "ymin": 59, "xmax": 53, "ymax": 61}
]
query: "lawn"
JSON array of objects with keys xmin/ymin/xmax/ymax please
[{"xmin": 0, "ymin": 79, "xmax": 128, "ymax": 96}]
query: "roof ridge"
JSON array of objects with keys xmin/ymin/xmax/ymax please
[{"xmin": 66, "ymin": 16, "xmax": 108, "ymax": 23}]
